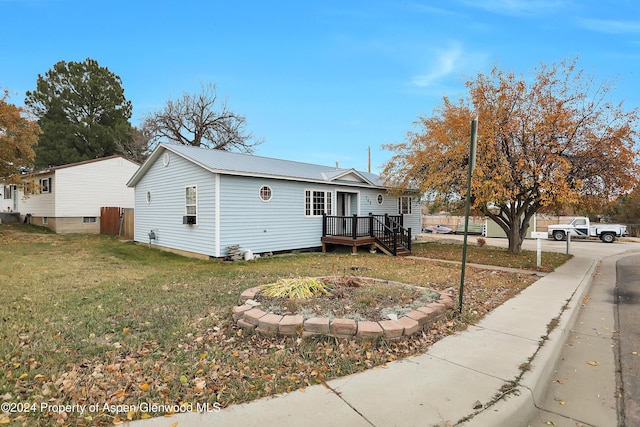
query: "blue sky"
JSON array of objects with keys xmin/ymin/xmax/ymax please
[{"xmin": 2, "ymin": 0, "xmax": 639, "ymax": 173}]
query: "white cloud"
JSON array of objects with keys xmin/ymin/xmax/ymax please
[
  {"xmin": 405, "ymin": 2, "xmax": 457, "ymax": 16},
  {"xmin": 412, "ymin": 44, "xmax": 463, "ymax": 87},
  {"xmin": 579, "ymin": 18, "xmax": 640, "ymax": 34},
  {"xmin": 458, "ymin": 0, "xmax": 568, "ymax": 16}
]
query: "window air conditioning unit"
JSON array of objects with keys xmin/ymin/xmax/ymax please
[{"xmin": 183, "ymin": 215, "xmax": 197, "ymax": 225}]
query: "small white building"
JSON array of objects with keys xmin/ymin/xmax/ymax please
[{"xmin": 1, "ymin": 156, "xmax": 139, "ymax": 233}]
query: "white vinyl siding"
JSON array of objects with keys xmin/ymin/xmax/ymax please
[
  {"xmin": 133, "ymin": 152, "xmax": 215, "ymax": 256},
  {"xmin": 54, "ymin": 158, "xmax": 136, "ymax": 217},
  {"xmin": 17, "ymin": 158, "xmax": 137, "ymax": 219},
  {"xmin": 219, "ymin": 178, "xmax": 329, "ymax": 255}
]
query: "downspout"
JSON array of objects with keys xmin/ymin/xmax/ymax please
[{"xmin": 215, "ymin": 173, "xmax": 221, "ymax": 257}]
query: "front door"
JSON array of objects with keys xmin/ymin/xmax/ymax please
[
  {"xmin": 337, "ymin": 192, "xmax": 358, "ymax": 235},
  {"xmin": 12, "ymin": 185, "xmax": 17, "ymax": 212}
]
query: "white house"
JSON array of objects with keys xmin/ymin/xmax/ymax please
[
  {"xmin": 127, "ymin": 143, "xmax": 420, "ymax": 259},
  {"xmin": 1, "ymin": 156, "xmax": 139, "ymax": 233}
]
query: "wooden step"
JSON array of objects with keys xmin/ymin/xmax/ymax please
[{"xmin": 395, "ymin": 248, "xmax": 411, "ymax": 257}]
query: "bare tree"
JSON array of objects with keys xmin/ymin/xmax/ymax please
[
  {"xmin": 114, "ymin": 126, "xmax": 151, "ymax": 163},
  {"xmin": 142, "ymin": 83, "xmax": 260, "ymax": 152}
]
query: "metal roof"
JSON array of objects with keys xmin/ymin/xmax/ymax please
[{"xmin": 128, "ymin": 143, "xmax": 386, "ymax": 188}]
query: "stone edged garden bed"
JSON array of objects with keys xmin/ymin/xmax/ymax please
[{"xmin": 233, "ymin": 277, "xmax": 455, "ymax": 340}]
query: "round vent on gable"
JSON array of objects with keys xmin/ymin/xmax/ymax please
[{"xmin": 163, "ymin": 152, "xmax": 170, "ymax": 166}]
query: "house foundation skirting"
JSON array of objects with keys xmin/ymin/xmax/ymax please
[{"xmin": 24, "ymin": 216, "xmax": 100, "ymax": 234}]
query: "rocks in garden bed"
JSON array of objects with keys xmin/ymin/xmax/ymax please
[
  {"xmin": 232, "ymin": 304, "xmax": 253, "ymax": 320},
  {"xmin": 378, "ymin": 319, "xmax": 404, "ymax": 340},
  {"xmin": 239, "ymin": 286, "xmax": 263, "ymax": 303},
  {"xmin": 356, "ymin": 321, "xmax": 383, "ymax": 339},
  {"xmin": 243, "ymin": 308, "xmax": 267, "ymax": 326},
  {"xmin": 279, "ymin": 315, "xmax": 304, "ymax": 336},
  {"xmin": 330, "ymin": 318, "xmax": 357, "ymax": 337}
]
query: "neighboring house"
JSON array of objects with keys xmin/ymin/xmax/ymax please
[
  {"xmin": 127, "ymin": 143, "xmax": 420, "ymax": 259},
  {"xmin": 1, "ymin": 183, "xmax": 18, "ymax": 213},
  {"xmin": 1, "ymin": 156, "xmax": 139, "ymax": 233}
]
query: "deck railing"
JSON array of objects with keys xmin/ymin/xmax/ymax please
[{"xmin": 322, "ymin": 213, "xmax": 411, "ymax": 255}]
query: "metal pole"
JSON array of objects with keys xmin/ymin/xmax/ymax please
[{"xmin": 458, "ymin": 118, "xmax": 478, "ymax": 314}]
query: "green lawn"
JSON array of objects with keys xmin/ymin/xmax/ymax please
[
  {"xmin": 410, "ymin": 240, "xmax": 571, "ymax": 271},
  {"xmin": 0, "ymin": 224, "xmax": 568, "ymax": 426}
]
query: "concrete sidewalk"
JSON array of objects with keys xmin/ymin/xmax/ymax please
[
  {"xmin": 523, "ymin": 252, "xmax": 632, "ymax": 427},
  {"xmin": 127, "ymin": 240, "xmax": 639, "ymax": 427}
]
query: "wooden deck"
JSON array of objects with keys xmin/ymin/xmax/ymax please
[
  {"xmin": 321, "ymin": 213, "xmax": 412, "ymax": 256},
  {"xmin": 321, "ymin": 235, "xmax": 376, "ymax": 254}
]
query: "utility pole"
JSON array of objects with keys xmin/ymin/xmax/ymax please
[{"xmin": 458, "ymin": 117, "xmax": 478, "ymax": 315}]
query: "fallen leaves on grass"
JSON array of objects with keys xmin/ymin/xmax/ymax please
[
  {"xmin": 2, "ymin": 318, "xmax": 465, "ymax": 426},
  {"xmin": 0, "ymin": 226, "xmax": 540, "ymax": 426}
]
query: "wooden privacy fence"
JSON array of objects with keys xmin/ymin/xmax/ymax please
[
  {"xmin": 422, "ymin": 215, "xmax": 564, "ymax": 233},
  {"xmin": 100, "ymin": 207, "xmax": 134, "ymax": 239}
]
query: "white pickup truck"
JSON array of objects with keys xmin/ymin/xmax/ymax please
[{"xmin": 547, "ymin": 217, "xmax": 627, "ymax": 243}]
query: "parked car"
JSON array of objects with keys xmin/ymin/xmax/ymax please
[{"xmin": 424, "ymin": 225, "xmax": 455, "ymax": 234}]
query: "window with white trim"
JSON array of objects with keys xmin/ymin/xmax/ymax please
[
  {"xmin": 39, "ymin": 178, "xmax": 52, "ymax": 193},
  {"xmin": 377, "ymin": 194, "xmax": 384, "ymax": 205},
  {"xmin": 24, "ymin": 181, "xmax": 36, "ymax": 195},
  {"xmin": 398, "ymin": 196, "xmax": 412, "ymax": 215},
  {"xmin": 259, "ymin": 185, "xmax": 272, "ymax": 202},
  {"xmin": 305, "ymin": 190, "xmax": 332, "ymax": 216},
  {"xmin": 83, "ymin": 216, "xmax": 97, "ymax": 224},
  {"xmin": 3, "ymin": 186, "xmax": 12, "ymax": 199},
  {"xmin": 185, "ymin": 185, "xmax": 197, "ymax": 217}
]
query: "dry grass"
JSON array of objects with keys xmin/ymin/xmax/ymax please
[{"xmin": 0, "ymin": 224, "xmax": 562, "ymax": 426}]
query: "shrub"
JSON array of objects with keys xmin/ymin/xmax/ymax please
[{"xmin": 262, "ymin": 277, "xmax": 333, "ymax": 299}]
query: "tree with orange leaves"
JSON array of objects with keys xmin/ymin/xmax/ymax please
[
  {"xmin": 0, "ymin": 89, "xmax": 41, "ymax": 181},
  {"xmin": 382, "ymin": 58, "xmax": 639, "ymax": 253}
]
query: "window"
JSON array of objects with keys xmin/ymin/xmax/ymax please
[
  {"xmin": 3, "ymin": 186, "xmax": 12, "ymax": 200},
  {"xmin": 377, "ymin": 194, "xmax": 384, "ymax": 205},
  {"xmin": 185, "ymin": 186, "xmax": 197, "ymax": 223},
  {"xmin": 24, "ymin": 181, "xmax": 36, "ymax": 195},
  {"xmin": 259, "ymin": 185, "xmax": 272, "ymax": 202},
  {"xmin": 305, "ymin": 190, "xmax": 332, "ymax": 216},
  {"xmin": 83, "ymin": 217, "xmax": 97, "ymax": 224},
  {"xmin": 398, "ymin": 196, "xmax": 412, "ymax": 215},
  {"xmin": 42, "ymin": 217, "xmax": 48, "ymax": 225},
  {"xmin": 39, "ymin": 178, "xmax": 52, "ymax": 193}
]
